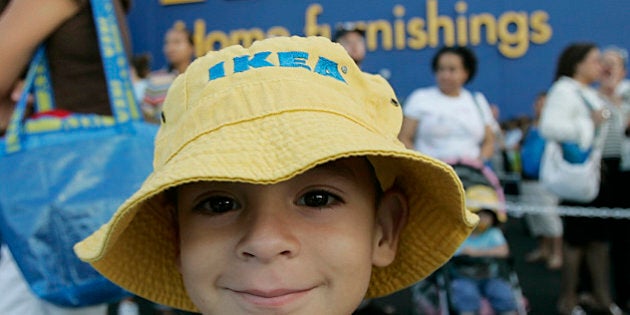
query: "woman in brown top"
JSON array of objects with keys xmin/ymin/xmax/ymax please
[{"xmin": 0, "ymin": 0, "xmax": 132, "ymax": 132}]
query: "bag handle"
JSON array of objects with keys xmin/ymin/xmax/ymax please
[
  {"xmin": 35, "ymin": 0, "xmax": 141, "ymax": 122},
  {"xmin": 33, "ymin": 52, "xmax": 55, "ymax": 113},
  {"xmin": 3, "ymin": 48, "xmax": 46, "ymax": 153},
  {"xmin": 470, "ymin": 91, "xmax": 486, "ymax": 126},
  {"xmin": 576, "ymin": 90, "xmax": 608, "ymax": 151},
  {"xmin": 89, "ymin": 0, "xmax": 141, "ymax": 124},
  {"xmin": 3, "ymin": 0, "xmax": 139, "ymax": 153}
]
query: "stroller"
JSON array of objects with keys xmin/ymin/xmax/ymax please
[{"xmin": 411, "ymin": 159, "xmax": 528, "ymax": 315}]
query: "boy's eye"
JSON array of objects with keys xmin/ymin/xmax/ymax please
[
  {"xmin": 194, "ymin": 196, "xmax": 240, "ymax": 214},
  {"xmin": 298, "ymin": 190, "xmax": 341, "ymax": 208}
]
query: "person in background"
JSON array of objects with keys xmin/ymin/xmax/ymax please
[
  {"xmin": 520, "ymin": 92, "xmax": 564, "ymax": 271},
  {"xmin": 0, "ymin": 0, "xmax": 132, "ymax": 132},
  {"xmin": 449, "ymin": 185, "xmax": 517, "ymax": 315},
  {"xmin": 398, "ymin": 46, "xmax": 496, "ymax": 165},
  {"xmin": 539, "ymin": 42, "xmax": 622, "ymax": 315},
  {"xmin": 130, "ymin": 53, "xmax": 151, "ymax": 105},
  {"xmin": 142, "ymin": 21, "xmax": 194, "ymax": 123},
  {"xmin": 332, "ymin": 22, "xmax": 366, "ymax": 69},
  {"xmin": 598, "ymin": 45, "xmax": 630, "ymax": 313},
  {"xmin": 0, "ymin": 0, "xmax": 132, "ymax": 314}
]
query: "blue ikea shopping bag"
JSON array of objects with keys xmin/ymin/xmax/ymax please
[
  {"xmin": 0, "ymin": 120, "xmax": 156, "ymax": 306},
  {"xmin": 0, "ymin": 0, "xmax": 157, "ymax": 307}
]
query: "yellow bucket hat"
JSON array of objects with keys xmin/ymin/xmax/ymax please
[
  {"xmin": 74, "ymin": 36, "xmax": 478, "ymax": 312},
  {"xmin": 465, "ymin": 185, "xmax": 507, "ymax": 223}
]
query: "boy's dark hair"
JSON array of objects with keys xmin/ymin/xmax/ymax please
[
  {"xmin": 554, "ymin": 42, "xmax": 597, "ymax": 81},
  {"xmin": 332, "ymin": 22, "xmax": 365, "ymax": 42},
  {"xmin": 431, "ymin": 46, "xmax": 478, "ymax": 84},
  {"xmin": 132, "ymin": 53, "xmax": 151, "ymax": 79}
]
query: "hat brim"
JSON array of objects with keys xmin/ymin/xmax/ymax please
[{"xmin": 75, "ymin": 110, "xmax": 477, "ymax": 311}]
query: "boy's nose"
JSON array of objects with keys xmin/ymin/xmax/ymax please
[{"xmin": 235, "ymin": 209, "xmax": 300, "ymax": 263}]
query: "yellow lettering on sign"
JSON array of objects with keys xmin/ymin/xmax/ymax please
[
  {"xmin": 530, "ymin": 11, "xmax": 553, "ymax": 44},
  {"xmin": 182, "ymin": 1, "xmax": 552, "ymax": 59},
  {"xmin": 367, "ymin": 21, "xmax": 393, "ymax": 51},
  {"xmin": 304, "ymin": 4, "xmax": 330, "ymax": 38}
]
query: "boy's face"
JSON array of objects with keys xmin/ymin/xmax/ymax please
[
  {"xmin": 176, "ymin": 157, "xmax": 407, "ymax": 315},
  {"xmin": 472, "ymin": 210, "xmax": 494, "ymax": 234}
]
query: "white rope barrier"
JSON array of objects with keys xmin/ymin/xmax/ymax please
[{"xmin": 504, "ymin": 198, "xmax": 630, "ymax": 219}]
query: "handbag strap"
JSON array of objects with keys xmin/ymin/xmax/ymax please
[
  {"xmin": 470, "ymin": 91, "xmax": 487, "ymax": 126},
  {"xmin": 33, "ymin": 52, "xmax": 55, "ymax": 113},
  {"xmin": 89, "ymin": 0, "xmax": 141, "ymax": 124},
  {"xmin": 4, "ymin": 0, "xmax": 139, "ymax": 154},
  {"xmin": 577, "ymin": 90, "xmax": 597, "ymax": 111},
  {"xmin": 577, "ymin": 90, "xmax": 608, "ymax": 150},
  {"xmin": 3, "ymin": 48, "xmax": 45, "ymax": 153}
]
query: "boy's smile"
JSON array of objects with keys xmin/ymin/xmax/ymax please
[
  {"xmin": 229, "ymin": 287, "xmax": 314, "ymax": 307},
  {"xmin": 176, "ymin": 157, "xmax": 406, "ymax": 314}
]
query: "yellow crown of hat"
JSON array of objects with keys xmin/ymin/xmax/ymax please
[
  {"xmin": 465, "ymin": 185, "xmax": 507, "ymax": 223},
  {"xmin": 74, "ymin": 36, "xmax": 477, "ymax": 312}
]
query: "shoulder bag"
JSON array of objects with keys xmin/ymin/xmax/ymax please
[
  {"xmin": 0, "ymin": 0, "xmax": 158, "ymax": 307},
  {"xmin": 539, "ymin": 91, "xmax": 605, "ymax": 203}
]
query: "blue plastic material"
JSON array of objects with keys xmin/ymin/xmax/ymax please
[
  {"xmin": 520, "ymin": 127, "xmax": 546, "ymax": 179},
  {"xmin": 0, "ymin": 119, "xmax": 157, "ymax": 306},
  {"xmin": 560, "ymin": 142, "xmax": 591, "ymax": 164},
  {"xmin": 0, "ymin": 0, "xmax": 157, "ymax": 307}
]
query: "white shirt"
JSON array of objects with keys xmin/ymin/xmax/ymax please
[
  {"xmin": 539, "ymin": 76, "xmax": 604, "ymax": 150},
  {"xmin": 403, "ymin": 86, "xmax": 494, "ymax": 161}
]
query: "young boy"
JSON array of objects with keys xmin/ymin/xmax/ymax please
[
  {"xmin": 449, "ymin": 185, "xmax": 517, "ymax": 315},
  {"xmin": 74, "ymin": 36, "xmax": 478, "ymax": 315}
]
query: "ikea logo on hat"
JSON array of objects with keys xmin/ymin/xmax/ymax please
[{"xmin": 208, "ymin": 51, "xmax": 347, "ymax": 83}]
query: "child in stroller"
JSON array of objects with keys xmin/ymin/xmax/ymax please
[
  {"xmin": 412, "ymin": 160, "xmax": 527, "ymax": 315},
  {"xmin": 449, "ymin": 184, "xmax": 516, "ymax": 315}
]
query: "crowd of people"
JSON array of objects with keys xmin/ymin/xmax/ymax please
[{"xmin": 0, "ymin": 2, "xmax": 629, "ymax": 315}]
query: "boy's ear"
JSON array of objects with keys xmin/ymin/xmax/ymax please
[{"xmin": 372, "ymin": 188, "xmax": 409, "ymax": 267}]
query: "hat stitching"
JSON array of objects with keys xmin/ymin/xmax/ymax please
[
  {"xmin": 158, "ymin": 107, "xmax": 384, "ymax": 167},
  {"xmin": 184, "ymin": 75, "xmax": 353, "ymax": 107}
]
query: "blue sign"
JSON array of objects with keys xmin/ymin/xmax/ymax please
[{"xmin": 127, "ymin": 0, "xmax": 630, "ymax": 120}]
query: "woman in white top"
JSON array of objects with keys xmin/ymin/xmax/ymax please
[
  {"xmin": 398, "ymin": 46, "xmax": 495, "ymax": 164},
  {"xmin": 540, "ymin": 42, "xmax": 622, "ymax": 315}
]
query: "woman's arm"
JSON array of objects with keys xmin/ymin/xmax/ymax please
[
  {"xmin": 0, "ymin": 0, "xmax": 80, "ymax": 128},
  {"xmin": 473, "ymin": 92, "xmax": 497, "ymax": 162},
  {"xmin": 398, "ymin": 116, "xmax": 419, "ymax": 149},
  {"xmin": 479, "ymin": 125, "xmax": 495, "ymax": 162}
]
